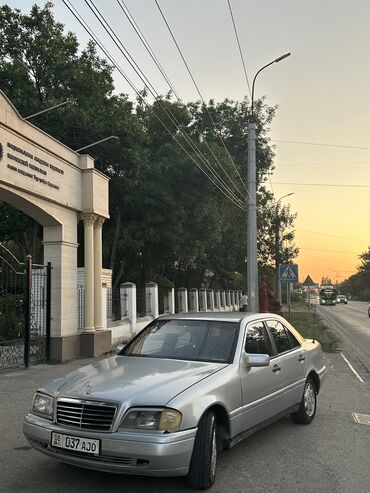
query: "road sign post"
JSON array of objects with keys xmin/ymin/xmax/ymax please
[{"xmin": 279, "ymin": 264, "xmax": 299, "ymax": 321}]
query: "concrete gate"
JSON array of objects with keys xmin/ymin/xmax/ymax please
[{"xmin": 0, "ymin": 90, "xmax": 110, "ymax": 361}]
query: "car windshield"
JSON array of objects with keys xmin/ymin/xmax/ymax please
[{"xmin": 121, "ymin": 319, "xmax": 239, "ymax": 363}]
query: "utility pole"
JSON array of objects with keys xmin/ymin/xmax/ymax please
[{"xmin": 247, "ymin": 52, "xmax": 291, "ymax": 313}]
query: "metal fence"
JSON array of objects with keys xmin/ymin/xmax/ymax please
[{"xmin": 0, "ymin": 245, "xmax": 51, "ymax": 369}]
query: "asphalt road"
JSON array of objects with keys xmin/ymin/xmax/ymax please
[
  {"xmin": 1, "ymin": 348, "xmax": 369, "ymax": 493},
  {"xmin": 316, "ymin": 301, "xmax": 370, "ymax": 373}
]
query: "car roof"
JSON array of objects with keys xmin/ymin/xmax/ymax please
[{"xmin": 157, "ymin": 311, "xmax": 276, "ymax": 323}]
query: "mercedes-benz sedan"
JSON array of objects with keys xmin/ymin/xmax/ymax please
[{"xmin": 23, "ymin": 312, "xmax": 326, "ymax": 489}]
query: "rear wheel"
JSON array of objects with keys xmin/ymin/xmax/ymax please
[
  {"xmin": 291, "ymin": 377, "xmax": 317, "ymax": 424},
  {"xmin": 187, "ymin": 411, "xmax": 217, "ymax": 489}
]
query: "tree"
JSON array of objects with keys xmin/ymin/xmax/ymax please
[
  {"xmin": 340, "ymin": 247, "xmax": 370, "ymax": 300},
  {"xmin": 0, "ymin": 3, "xmax": 298, "ymax": 292}
]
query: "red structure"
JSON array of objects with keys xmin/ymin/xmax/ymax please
[{"xmin": 259, "ymin": 279, "xmax": 282, "ymax": 315}]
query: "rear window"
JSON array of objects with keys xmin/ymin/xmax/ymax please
[{"xmin": 121, "ymin": 319, "xmax": 239, "ymax": 363}]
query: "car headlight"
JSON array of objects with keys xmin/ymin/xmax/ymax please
[
  {"xmin": 32, "ymin": 392, "xmax": 54, "ymax": 419},
  {"xmin": 119, "ymin": 408, "xmax": 182, "ymax": 431}
]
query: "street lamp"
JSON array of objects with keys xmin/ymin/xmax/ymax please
[
  {"xmin": 24, "ymin": 100, "xmax": 76, "ymax": 120},
  {"xmin": 247, "ymin": 52, "xmax": 291, "ymax": 313},
  {"xmin": 275, "ymin": 192, "xmax": 294, "ymax": 304},
  {"xmin": 76, "ymin": 136, "xmax": 119, "ymax": 152}
]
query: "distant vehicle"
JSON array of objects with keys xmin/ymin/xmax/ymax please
[
  {"xmin": 336, "ymin": 295, "xmax": 348, "ymax": 304},
  {"xmin": 319, "ymin": 285, "xmax": 337, "ymax": 306}
]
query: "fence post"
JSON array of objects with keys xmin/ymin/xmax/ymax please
[
  {"xmin": 146, "ymin": 282, "xmax": 159, "ymax": 318},
  {"xmin": 189, "ymin": 288, "xmax": 199, "ymax": 312},
  {"xmin": 226, "ymin": 290, "xmax": 231, "ymax": 310},
  {"xmin": 198, "ymin": 288, "xmax": 207, "ymax": 312},
  {"xmin": 24, "ymin": 255, "xmax": 32, "ymax": 369},
  {"xmin": 168, "ymin": 288, "xmax": 175, "ymax": 314},
  {"xmin": 207, "ymin": 290, "xmax": 215, "ymax": 311},
  {"xmin": 221, "ymin": 290, "xmax": 226, "ymax": 310},
  {"xmin": 45, "ymin": 262, "xmax": 51, "ymax": 361},
  {"xmin": 178, "ymin": 287, "xmax": 188, "ymax": 313},
  {"xmin": 121, "ymin": 282, "xmax": 136, "ymax": 333}
]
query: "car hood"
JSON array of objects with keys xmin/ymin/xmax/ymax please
[{"xmin": 40, "ymin": 355, "xmax": 226, "ymax": 407}]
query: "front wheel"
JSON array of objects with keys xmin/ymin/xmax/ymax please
[
  {"xmin": 291, "ymin": 378, "xmax": 317, "ymax": 424},
  {"xmin": 187, "ymin": 411, "xmax": 217, "ymax": 489}
]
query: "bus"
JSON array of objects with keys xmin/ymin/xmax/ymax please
[{"xmin": 319, "ymin": 285, "xmax": 337, "ymax": 306}]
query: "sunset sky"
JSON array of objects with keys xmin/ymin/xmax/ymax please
[{"xmin": 8, "ymin": 0, "xmax": 370, "ymax": 284}]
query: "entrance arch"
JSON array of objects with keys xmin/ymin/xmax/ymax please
[{"xmin": 0, "ymin": 90, "xmax": 110, "ymax": 360}]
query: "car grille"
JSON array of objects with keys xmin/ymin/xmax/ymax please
[{"xmin": 56, "ymin": 399, "xmax": 117, "ymax": 432}]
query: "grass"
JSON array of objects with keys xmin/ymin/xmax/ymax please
[{"xmin": 282, "ymin": 302, "xmax": 341, "ymax": 353}]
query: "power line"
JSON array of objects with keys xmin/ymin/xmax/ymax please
[
  {"xmin": 298, "ymin": 254, "xmax": 355, "ymax": 268},
  {"xmin": 299, "ymin": 247, "xmax": 359, "ymax": 255},
  {"xmin": 117, "ymin": 0, "xmax": 181, "ymax": 100},
  {"xmin": 277, "ymin": 161, "xmax": 370, "ymax": 167},
  {"xmin": 114, "ymin": 0, "xmax": 246, "ymax": 203},
  {"xmin": 297, "ymin": 229, "xmax": 369, "ymax": 244},
  {"xmin": 62, "ymin": 0, "xmax": 245, "ymax": 211},
  {"xmin": 154, "ymin": 0, "xmax": 249, "ymax": 195},
  {"xmin": 272, "ymin": 181, "xmax": 370, "ymax": 188},
  {"xmin": 273, "ymin": 139, "xmax": 370, "ymax": 151},
  {"xmin": 226, "ymin": 0, "xmax": 252, "ymax": 98},
  {"xmin": 85, "ymin": 0, "xmax": 245, "ymax": 207}
]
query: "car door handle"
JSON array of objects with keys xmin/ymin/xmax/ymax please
[
  {"xmin": 298, "ymin": 355, "xmax": 306, "ymax": 362},
  {"xmin": 272, "ymin": 364, "xmax": 281, "ymax": 373}
]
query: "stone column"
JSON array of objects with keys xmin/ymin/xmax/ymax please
[
  {"xmin": 198, "ymin": 288, "xmax": 207, "ymax": 311},
  {"xmin": 221, "ymin": 291, "xmax": 226, "ymax": 310},
  {"xmin": 207, "ymin": 290, "xmax": 215, "ymax": 311},
  {"xmin": 168, "ymin": 288, "xmax": 175, "ymax": 314},
  {"xmin": 94, "ymin": 216, "xmax": 105, "ymax": 330},
  {"xmin": 178, "ymin": 287, "xmax": 188, "ymax": 313},
  {"xmin": 189, "ymin": 288, "xmax": 199, "ymax": 312},
  {"xmin": 83, "ymin": 213, "xmax": 95, "ymax": 331},
  {"xmin": 121, "ymin": 282, "xmax": 136, "ymax": 333},
  {"xmin": 146, "ymin": 282, "xmax": 159, "ymax": 318},
  {"xmin": 226, "ymin": 290, "xmax": 231, "ymax": 310}
]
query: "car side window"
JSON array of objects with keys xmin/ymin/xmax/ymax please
[
  {"xmin": 245, "ymin": 322, "xmax": 273, "ymax": 356},
  {"xmin": 266, "ymin": 320, "xmax": 291, "ymax": 354},
  {"xmin": 286, "ymin": 328, "xmax": 301, "ymax": 348}
]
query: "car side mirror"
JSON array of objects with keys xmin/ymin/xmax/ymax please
[{"xmin": 244, "ymin": 353, "xmax": 270, "ymax": 368}]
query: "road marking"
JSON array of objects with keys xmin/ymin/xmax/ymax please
[
  {"xmin": 352, "ymin": 412, "xmax": 370, "ymax": 425},
  {"xmin": 341, "ymin": 352, "xmax": 364, "ymax": 383}
]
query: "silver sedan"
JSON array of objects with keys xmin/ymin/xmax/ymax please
[{"xmin": 23, "ymin": 312, "xmax": 326, "ymax": 489}]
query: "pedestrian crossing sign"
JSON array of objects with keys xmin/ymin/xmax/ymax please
[{"xmin": 279, "ymin": 264, "xmax": 298, "ymax": 283}]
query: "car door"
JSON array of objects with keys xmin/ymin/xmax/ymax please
[
  {"xmin": 265, "ymin": 319, "xmax": 306, "ymax": 413},
  {"xmin": 239, "ymin": 320, "xmax": 279, "ymax": 431}
]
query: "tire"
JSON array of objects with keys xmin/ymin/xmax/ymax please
[
  {"xmin": 291, "ymin": 377, "xmax": 317, "ymax": 425},
  {"xmin": 187, "ymin": 411, "xmax": 217, "ymax": 489}
]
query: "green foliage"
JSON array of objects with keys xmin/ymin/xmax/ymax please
[
  {"xmin": 0, "ymin": 3, "xmax": 299, "ymax": 291},
  {"xmin": 340, "ymin": 247, "xmax": 370, "ymax": 300}
]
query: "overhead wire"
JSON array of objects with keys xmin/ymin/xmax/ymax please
[
  {"xmin": 272, "ymin": 181, "xmax": 370, "ymax": 188},
  {"xmin": 114, "ymin": 0, "xmax": 246, "ymax": 203},
  {"xmin": 273, "ymin": 139, "xmax": 370, "ymax": 151},
  {"xmin": 62, "ymin": 0, "xmax": 245, "ymax": 211},
  {"xmin": 296, "ymin": 229, "xmax": 369, "ymax": 244},
  {"xmin": 154, "ymin": 0, "xmax": 249, "ymax": 196},
  {"xmin": 85, "ymin": 0, "xmax": 245, "ymax": 207},
  {"xmin": 226, "ymin": 0, "xmax": 252, "ymax": 98}
]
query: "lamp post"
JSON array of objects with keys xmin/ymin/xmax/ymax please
[
  {"xmin": 76, "ymin": 136, "xmax": 119, "ymax": 152},
  {"xmin": 247, "ymin": 52, "xmax": 291, "ymax": 313},
  {"xmin": 24, "ymin": 100, "xmax": 76, "ymax": 120},
  {"xmin": 275, "ymin": 192, "xmax": 294, "ymax": 304}
]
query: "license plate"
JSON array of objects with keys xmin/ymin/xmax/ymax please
[{"xmin": 51, "ymin": 432, "xmax": 100, "ymax": 455}]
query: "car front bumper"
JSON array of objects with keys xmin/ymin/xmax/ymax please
[{"xmin": 23, "ymin": 413, "xmax": 196, "ymax": 477}]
